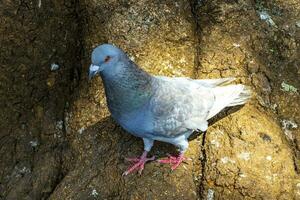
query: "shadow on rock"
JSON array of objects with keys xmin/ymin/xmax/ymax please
[{"xmin": 49, "ymin": 116, "xmax": 202, "ymax": 199}]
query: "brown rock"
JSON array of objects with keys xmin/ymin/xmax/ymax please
[{"xmin": 1, "ymin": 0, "xmax": 299, "ymax": 199}]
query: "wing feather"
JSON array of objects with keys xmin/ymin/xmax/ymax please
[{"xmin": 148, "ymin": 77, "xmax": 215, "ymax": 137}]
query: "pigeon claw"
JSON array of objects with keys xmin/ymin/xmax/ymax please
[
  {"xmin": 157, "ymin": 153, "xmax": 186, "ymax": 170},
  {"xmin": 122, "ymin": 151, "xmax": 155, "ymax": 176}
]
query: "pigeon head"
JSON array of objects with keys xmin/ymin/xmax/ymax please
[{"xmin": 89, "ymin": 44, "xmax": 125, "ymax": 80}]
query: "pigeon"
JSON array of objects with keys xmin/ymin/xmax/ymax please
[{"xmin": 89, "ymin": 44, "xmax": 251, "ymax": 176}]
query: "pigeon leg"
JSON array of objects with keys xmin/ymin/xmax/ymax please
[
  {"xmin": 122, "ymin": 138, "xmax": 155, "ymax": 176},
  {"xmin": 157, "ymin": 153, "xmax": 186, "ymax": 170},
  {"xmin": 158, "ymin": 139, "xmax": 188, "ymax": 170},
  {"xmin": 123, "ymin": 151, "xmax": 155, "ymax": 176}
]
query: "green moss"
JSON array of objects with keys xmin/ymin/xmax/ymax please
[{"xmin": 281, "ymin": 81, "xmax": 298, "ymax": 93}]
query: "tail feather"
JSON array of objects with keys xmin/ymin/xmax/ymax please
[
  {"xmin": 227, "ymin": 86, "xmax": 251, "ymax": 106},
  {"xmin": 156, "ymin": 76, "xmax": 236, "ymax": 88},
  {"xmin": 194, "ymin": 77, "xmax": 235, "ymax": 88},
  {"xmin": 206, "ymin": 84, "xmax": 251, "ymax": 119}
]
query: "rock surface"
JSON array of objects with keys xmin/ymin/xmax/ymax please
[
  {"xmin": 194, "ymin": 0, "xmax": 300, "ymax": 199},
  {"xmin": 0, "ymin": 0, "xmax": 299, "ymax": 199},
  {"xmin": 0, "ymin": 1, "xmax": 79, "ymax": 199}
]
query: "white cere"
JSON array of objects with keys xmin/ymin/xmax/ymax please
[{"xmin": 90, "ymin": 64, "xmax": 100, "ymax": 72}]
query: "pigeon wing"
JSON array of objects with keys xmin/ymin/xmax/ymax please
[{"xmin": 148, "ymin": 77, "xmax": 215, "ymax": 137}]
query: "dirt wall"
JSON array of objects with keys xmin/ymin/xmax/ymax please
[{"xmin": 0, "ymin": 0, "xmax": 299, "ymax": 199}]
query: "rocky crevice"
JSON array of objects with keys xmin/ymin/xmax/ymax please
[{"xmin": 189, "ymin": 0, "xmax": 210, "ymax": 198}]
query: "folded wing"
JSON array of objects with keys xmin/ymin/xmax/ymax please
[
  {"xmin": 149, "ymin": 76, "xmax": 215, "ymax": 137},
  {"xmin": 148, "ymin": 76, "xmax": 251, "ymax": 138}
]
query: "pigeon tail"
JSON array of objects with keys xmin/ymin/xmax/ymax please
[
  {"xmin": 206, "ymin": 84, "xmax": 251, "ymax": 120},
  {"xmin": 194, "ymin": 77, "xmax": 235, "ymax": 87}
]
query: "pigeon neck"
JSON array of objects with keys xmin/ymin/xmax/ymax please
[{"xmin": 101, "ymin": 60, "xmax": 153, "ymax": 116}]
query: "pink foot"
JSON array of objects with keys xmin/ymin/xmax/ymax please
[
  {"xmin": 122, "ymin": 151, "xmax": 155, "ymax": 176},
  {"xmin": 158, "ymin": 153, "xmax": 186, "ymax": 170}
]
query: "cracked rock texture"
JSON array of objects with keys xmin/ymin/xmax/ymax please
[
  {"xmin": 0, "ymin": 0, "xmax": 299, "ymax": 199},
  {"xmin": 0, "ymin": 0, "xmax": 79, "ymax": 199}
]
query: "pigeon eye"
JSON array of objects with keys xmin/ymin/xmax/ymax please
[{"xmin": 104, "ymin": 56, "xmax": 111, "ymax": 63}]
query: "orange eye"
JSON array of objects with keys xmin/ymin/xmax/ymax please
[{"xmin": 104, "ymin": 56, "xmax": 111, "ymax": 63}]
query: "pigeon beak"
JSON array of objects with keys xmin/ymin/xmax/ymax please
[
  {"xmin": 89, "ymin": 71, "xmax": 97, "ymax": 81},
  {"xmin": 89, "ymin": 70, "xmax": 98, "ymax": 80},
  {"xmin": 89, "ymin": 64, "xmax": 100, "ymax": 80}
]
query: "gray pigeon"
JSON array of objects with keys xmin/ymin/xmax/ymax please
[{"xmin": 89, "ymin": 44, "xmax": 251, "ymax": 175}]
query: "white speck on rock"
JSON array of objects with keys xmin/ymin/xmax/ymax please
[
  {"xmin": 64, "ymin": 115, "xmax": 69, "ymax": 131},
  {"xmin": 270, "ymin": 103, "xmax": 277, "ymax": 111},
  {"xmin": 38, "ymin": 0, "xmax": 41, "ymax": 8},
  {"xmin": 129, "ymin": 56, "xmax": 135, "ymax": 61},
  {"xmin": 207, "ymin": 189, "xmax": 214, "ymax": 200},
  {"xmin": 29, "ymin": 140, "xmax": 38, "ymax": 147},
  {"xmin": 51, "ymin": 63, "xmax": 60, "ymax": 71},
  {"xmin": 210, "ymin": 139, "xmax": 220, "ymax": 148},
  {"xmin": 265, "ymin": 174, "xmax": 278, "ymax": 182},
  {"xmin": 237, "ymin": 152, "xmax": 251, "ymax": 161},
  {"xmin": 283, "ymin": 130, "xmax": 294, "ymax": 140},
  {"xmin": 266, "ymin": 155, "xmax": 272, "ymax": 161},
  {"xmin": 239, "ymin": 173, "xmax": 247, "ymax": 178},
  {"xmin": 265, "ymin": 175, "xmax": 272, "ymax": 181},
  {"xmin": 179, "ymin": 57, "xmax": 186, "ymax": 63},
  {"xmin": 233, "ymin": 43, "xmax": 240, "ymax": 47},
  {"xmin": 258, "ymin": 11, "xmax": 277, "ymax": 27},
  {"xmin": 20, "ymin": 167, "xmax": 30, "ymax": 173},
  {"xmin": 221, "ymin": 157, "xmax": 236, "ymax": 164},
  {"xmin": 78, "ymin": 127, "xmax": 85, "ymax": 134},
  {"xmin": 91, "ymin": 189, "xmax": 98, "ymax": 197},
  {"xmin": 281, "ymin": 119, "xmax": 298, "ymax": 129},
  {"xmin": 221, "ymin": 157, "xmax": 228, "ymax": 163},
  {"xmin": 16, "ymin": 166, "xmax": 31, "ymax": 176},
  {"xmin": 296, "ymin": 21, "xmax": 300, "ymax": 28},
  {"xmin": 281, "ymin": 119, "xmax": 298, "ymax": 140},
  {"xmin": 56, "ymin": 120, "xmax": 64, "ymax": 130}
]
